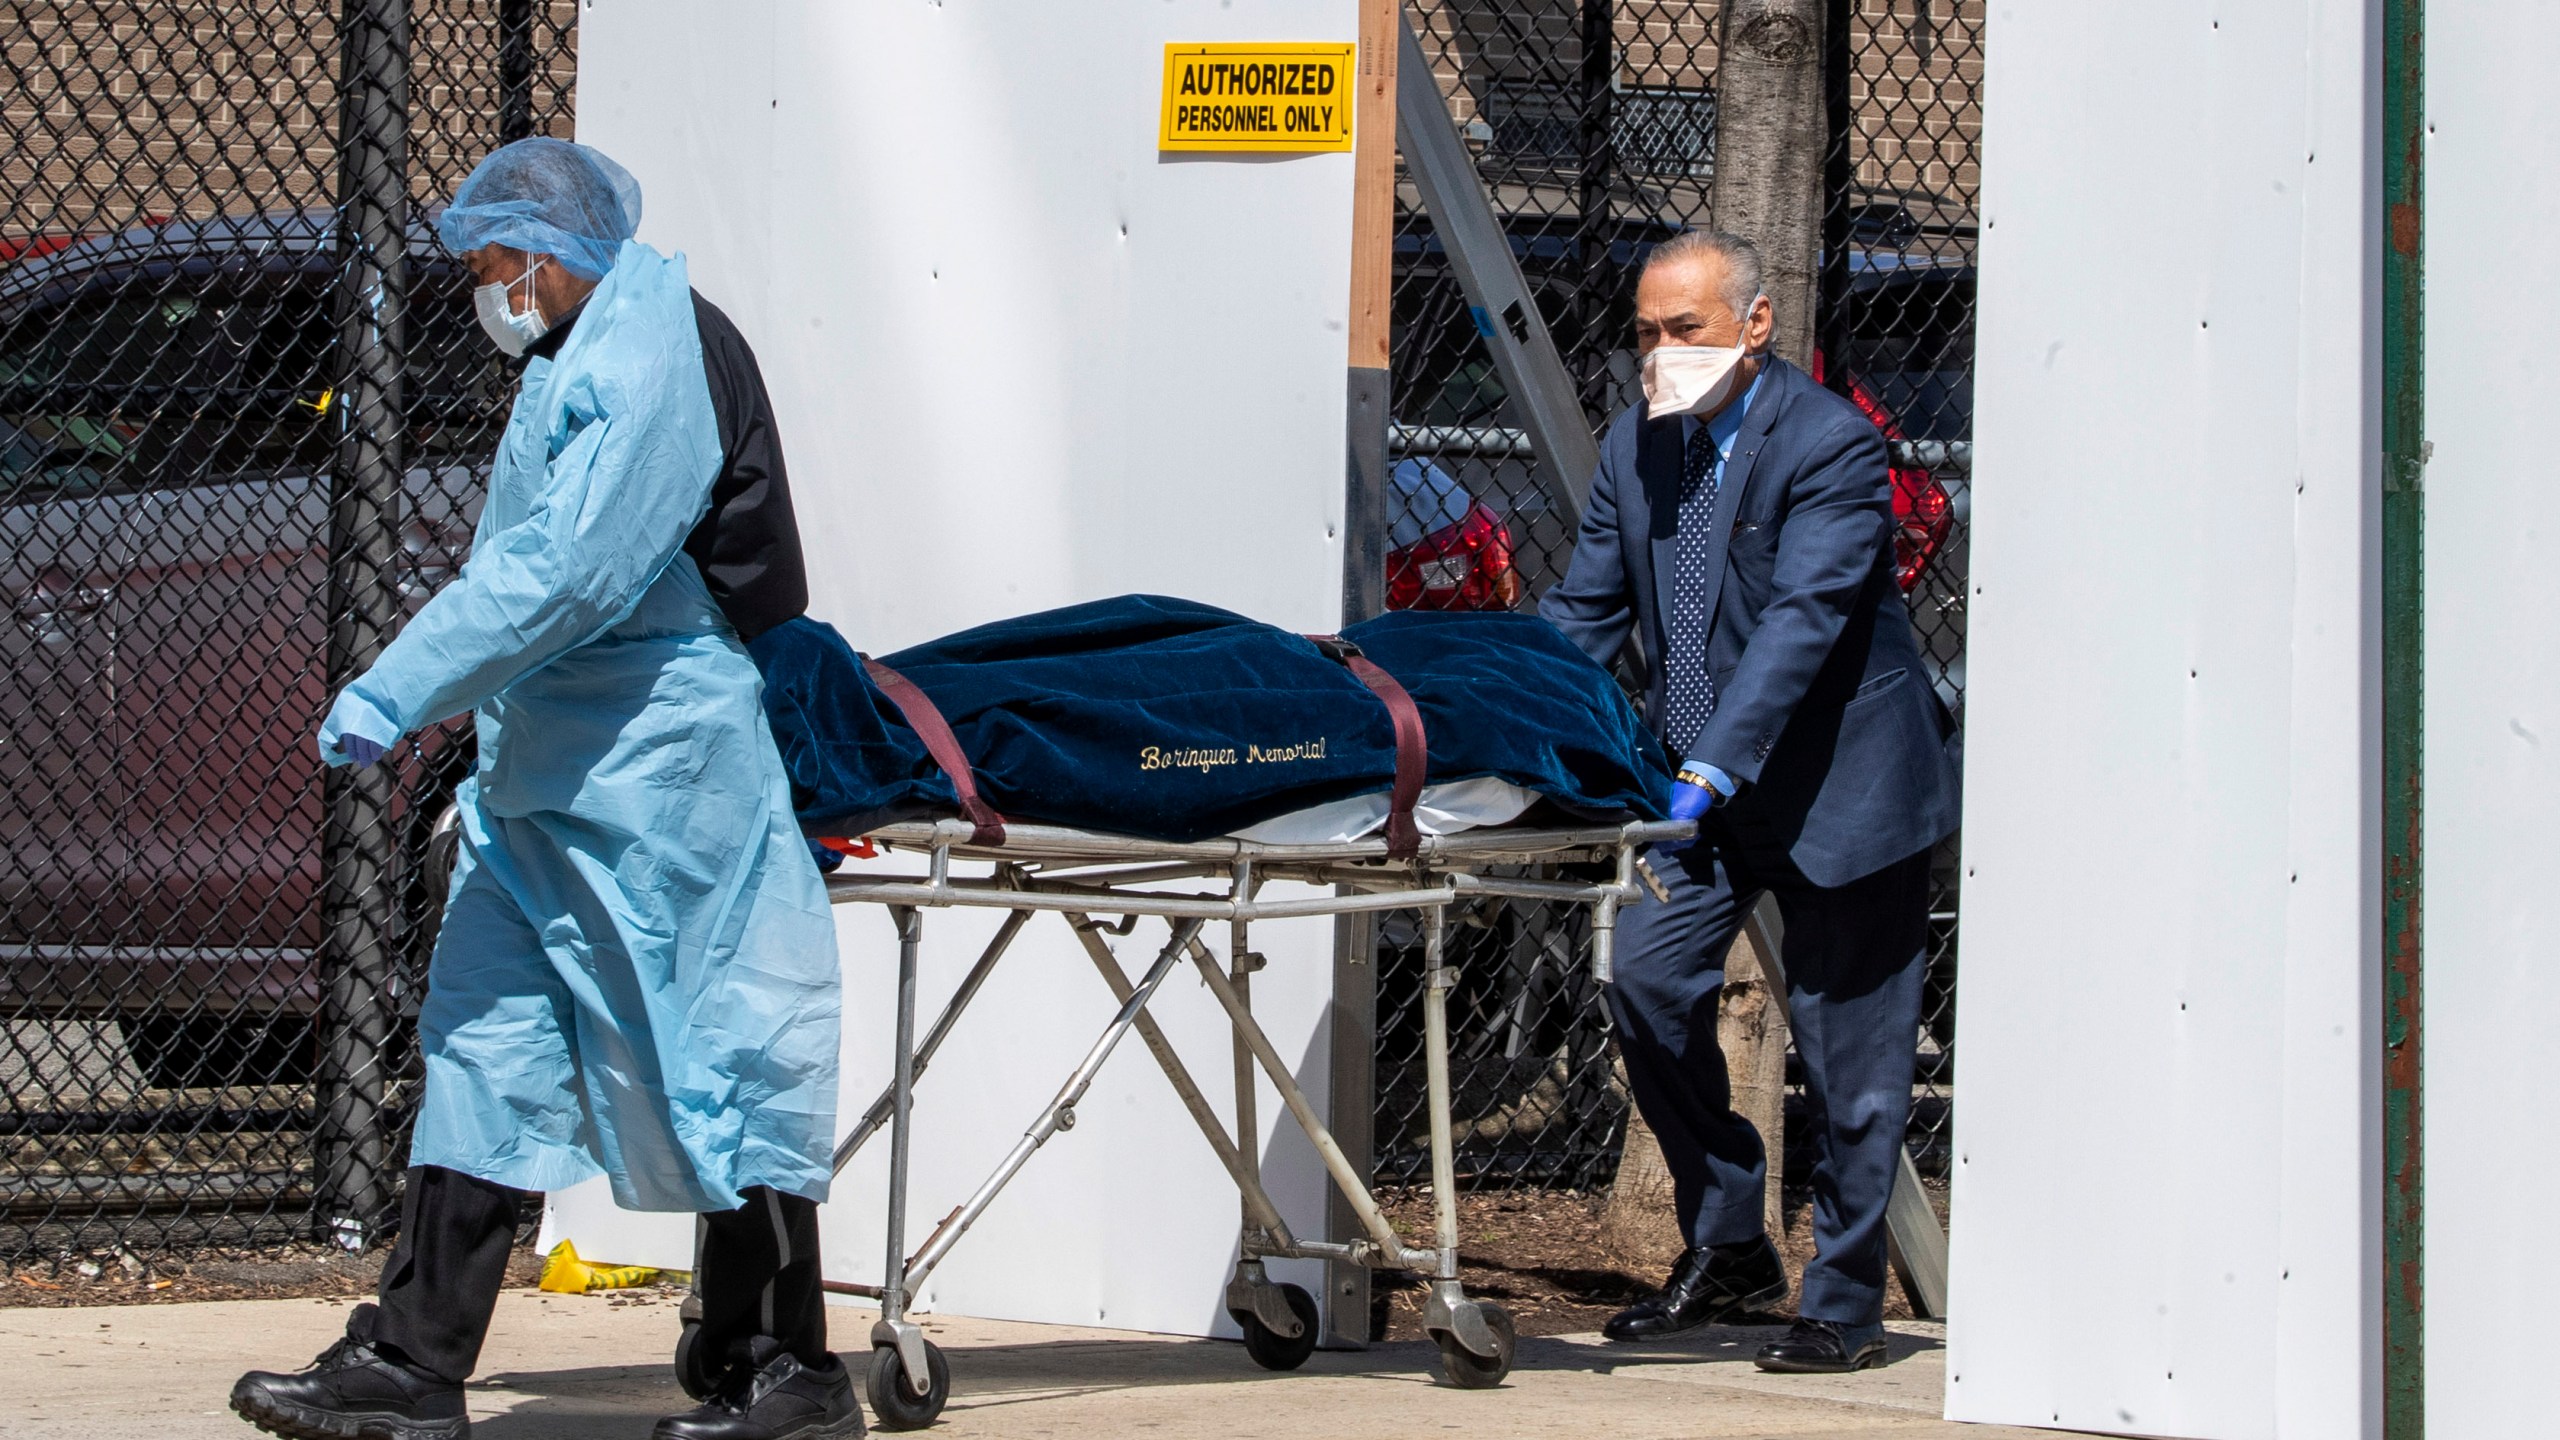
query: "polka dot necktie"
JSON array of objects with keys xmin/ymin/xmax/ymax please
[{"xmin": 1661, "ymin": 423, "xmax": 1724, "ymax": 758}]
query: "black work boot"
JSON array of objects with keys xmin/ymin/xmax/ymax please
[
  {"xmin": 230, "ymin": 1304, "xmax": 470, "ymax": 1440},
  {"xmin": 654, "ymin": 1339, "xmax": 863, "ymax": 1440},
  {"xmin": 1602, "ymin": 1235, "xmax": 1790, "ymax": 1342}
]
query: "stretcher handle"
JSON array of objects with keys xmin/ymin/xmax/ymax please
[
  {"xmin": 862, "ymin": 655, "xmax": 1007, "ymax": 847},
  {"xmin": 1307, "ymin": 636, "xmax": 1427, "ymax": 860}
]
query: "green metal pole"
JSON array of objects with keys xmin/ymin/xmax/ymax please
[{"xmin": 2380, "ymin": 0, "xmax": 2424, "ymax": 1432}]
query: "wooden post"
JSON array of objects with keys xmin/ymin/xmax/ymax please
[
  {"xmin": 1339, "ymin": 0, "xmax": 1396, "ymax": 628},
  {"xmin": 1347, "ymin": 0, "xmax": 1396, "ymax": 376}
]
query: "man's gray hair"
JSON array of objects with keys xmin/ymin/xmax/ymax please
[{"xmin": 1642, "ymin": 229, "xmax": 1764, "ymax": 322}]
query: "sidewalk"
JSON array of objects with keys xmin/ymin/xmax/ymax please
[{"xmin": 0, "ymin": 1290, "xmax": 2097, "ymax": 1439}]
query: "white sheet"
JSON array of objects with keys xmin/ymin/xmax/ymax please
[{"xmin": 1227, "ymin": 776, "xmax": 1540, "ymax": 845}]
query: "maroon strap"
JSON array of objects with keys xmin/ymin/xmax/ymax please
[
  {"xmin": 1310, "ymin": 637, "xmax": 1429, "ymax": 860},
  {"xmin": 862, "ymin": 656, "xmax": 1006, "ymax": 847}
]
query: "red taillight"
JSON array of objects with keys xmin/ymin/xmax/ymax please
[
  {"xmin": 0, "ymin": 234, "xmax": 81, "ymax": 264},
  {"xmin": 1888, "ymin": 465, "xmax": 1951, "ymax": 591},
  {"xmin": 0, "ymin": 216, "xmax": 163, "ymax": 264},
  {"xmin": 1386, "ymin": 501, "xmax": 1522, "ymax": 612},
  {"xmin": 1814, "ymin": 350, "xmax": 1953, "ymax": 593}
]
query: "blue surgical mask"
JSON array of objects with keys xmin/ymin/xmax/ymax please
[{"xmin": 473, "ymin": 257, "xmax": 549, "ymax": 357}]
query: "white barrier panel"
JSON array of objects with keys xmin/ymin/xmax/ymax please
[
  {"xmin": 1950, "ymin": 1, "xmax": 2380, "ymax": 1435},
  {"xmin": 550, "ymin": 0, "xmax": 1360, "ymax": 1341},
  {"xmin": 2421, "ymin": 2, "xmax": 2560, "ymax": 1433}
]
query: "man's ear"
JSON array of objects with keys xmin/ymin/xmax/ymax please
[{"xmin": 1747, "ymin": 295, "xmax": 1776, "ymax": 350}]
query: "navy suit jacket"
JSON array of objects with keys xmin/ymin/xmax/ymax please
[{"xmin": 1538, "ymin": 357, "xmax": 1960, "ymax": 888}]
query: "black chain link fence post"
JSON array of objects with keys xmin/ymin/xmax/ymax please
[
  {"xmin": 1815, "ymin": 0, "xmax": 1854, "ymax": 397},
  {"xmin": 499, "ymin": 0, "xmax": 538, "ymax": 144},
  {"xmin": 1572, "ymin": 0, "xmax": 1617, "ymax": 417},
  {"xmin": 316, "ymin": 0, "xmax": 412, "ymax": 1250}
]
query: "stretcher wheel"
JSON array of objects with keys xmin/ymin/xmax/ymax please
[
  {"xmin": 1432, "ymin": 1303, "xmax": 1515, "ymax": 1389},
  {"xmin": 1237, "ymin": 1282, "xmax": 1320, "ymax": 1371},
  {"xmin": 865, "ymin": 1340, "xmax": 950, "ymax": 1430},
  {"xmin": 673, "ymin": 1317, "xmax": 722, "ymax": 1401}
]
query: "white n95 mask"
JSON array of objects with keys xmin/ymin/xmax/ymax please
[
  {"xmin": 473, "ymin": 258, "xmax": 549, "ymax": 357},
  {"xmin": 1640, "ymin": 342, "xmax": 1753, "ymax": 420}
]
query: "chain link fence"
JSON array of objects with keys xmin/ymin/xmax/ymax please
[
  {"xmin": 1375, "ymin": 0, "xmax": 1979, "ymax": 1197},
  {"xmin": 2, "ymin": 0, "xmax": 1970, "ymax": 1265},
  {"xmin": 2, "ymin": 0, "xmax": 578, "ymax": 1263}
]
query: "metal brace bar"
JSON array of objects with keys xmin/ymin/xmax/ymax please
[
  {"xmin": 1420, "ymin": 906, "xmax": 1463, "ymax": 1282},
  {"xmin": 899, "ymin": 918, "xmax": 1209, "ymax": 1292},
  {"xmin": 877, "ymin": 906, "xmax": 924, "ymax": 1336},
  {"xmin": 827, "ymin": 875, "xmax": 1463, "ymax": 922},
  {"xmin": 1228, "ymin": 859, "xmax": 1264, "ymax": 1258},
  {"xmin": 832, "ymin": 908, "xmax": 1032, "ymax": 1174},
  {"xmin": 1187, "ymin": 937, "xmax": 1431, "ymax": 1268},
  {"xmin": 1396, "ymin": 14, "xmax": 1600, "ymax": 524},
  {"xmin": 1060, "ymin": 911, "xmax": 1297, "ymax": 1248}
]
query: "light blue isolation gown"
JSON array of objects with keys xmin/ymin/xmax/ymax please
[{"xmin": 319, "ymin": 240, "xmax": 840, "ymax": 1212}]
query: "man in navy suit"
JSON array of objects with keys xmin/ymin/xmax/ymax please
[{"xmin": 1540, "ymin": 230, "xmax": 1960, "ymax": 1372}]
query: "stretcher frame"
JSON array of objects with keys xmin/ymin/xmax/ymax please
[{"xmin": 805, "ymin": 812, "xmax": 1685, "ymax": 1418}]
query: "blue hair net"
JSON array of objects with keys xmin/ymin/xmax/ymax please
[{"xmin": 436, "ymin": 138, "xmax": 643, "ymax": 280}]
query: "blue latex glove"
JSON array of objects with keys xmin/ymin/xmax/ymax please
[
  {"xmin": 1657, "ymin": 766, "xmax": 1736, "ymax": 853},
  {"xmin": 335, "ymin": 735, "xmax": 389, "ymax": 769}
]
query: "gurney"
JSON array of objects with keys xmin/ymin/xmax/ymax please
[{"xmin": 687, "ymin": 598, "xmax": 1681, "ymax": 1422}]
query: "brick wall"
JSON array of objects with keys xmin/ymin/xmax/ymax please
[
  {"xmin": 1844, "ymin": 0, "xmax": 1983, "ymax": 201},
  {"xmin": 1404, "ymin": 0, "xmax": 1982, "ymax": 213},
  {"xmin": 2, "ymin": 1, "xmax": 578, "ymax": 247}
]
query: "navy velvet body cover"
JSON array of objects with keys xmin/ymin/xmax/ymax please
[{"xmin": 748, "ymin": 594, "xmax": 1671, "ymax": 842}]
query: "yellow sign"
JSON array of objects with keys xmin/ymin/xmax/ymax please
[{"xmin": 1160, "ymin": 43, "xmax": 1356, "ymax": 153}]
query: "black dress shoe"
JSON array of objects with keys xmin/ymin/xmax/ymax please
[
  {"xmin": 1754, "ymin": 1317, "xmax": 1888, "ymax": 1373},
  {"xmin": 655, "ymin": 1342, "xmax": 864, "ymax": 1440},
  {"xmin": 230, "ymin": 1304, "xmax": 469, "ymax": 1440},
  {"xmin": 1602, "ymin": 1236, "xmax": 1790, "ymax": 1342}
]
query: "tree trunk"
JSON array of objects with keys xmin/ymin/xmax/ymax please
[
  {"xmin": 1708, "ymin": 0, "xmax": 1827, "ymax": 368},
  {"xmin": 1603, "ymin": 927, "xmax": 1790, "ymax": 1264},
  {"xmin": 1719, "ymin": 924, "xmax": 1791, "ymax": 1242},
  {"xmin": 1599, "ymin": 1066, "xmax": 1683, "ymax": 1270}
]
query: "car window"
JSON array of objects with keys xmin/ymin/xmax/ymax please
[
  {"xmin": 1840, "ymin": 271, "xmax": 1974, "ymax": 442},
  {"xmin": 407, "ymin": 281, "xmax": 510, "ymax": 461},
  {"xmin": 0, "ymin": 266, "xmax": 506, "ymax": 499},
  {"xmin": 0, "ymin": 287, "xmax": 331, "ymax": 493}
]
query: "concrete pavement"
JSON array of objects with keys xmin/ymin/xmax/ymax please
[{"xmin": 0, "ymin": 1290, "xmax": 2099, "ymax": 1439}]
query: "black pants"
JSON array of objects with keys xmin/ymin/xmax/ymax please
[{"xmin": 371, "ymin": 1165, "xmax": 828, "ymax": 1384}]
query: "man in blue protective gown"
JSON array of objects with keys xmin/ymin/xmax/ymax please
[
  {"xmin": 230, "ymin": 140, "xmax": 859, "ymax": 1440},
  {"xmin": 1540, "ymin": 231, "xmax": 1960, "ymax": 1373}
]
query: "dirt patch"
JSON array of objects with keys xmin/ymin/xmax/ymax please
[
  {"xmin": 1368, "ymin": 1187, "xmax": 1923, "ymax": 1340},
  {"xmin": 2, "ymin": 1241, "xmax": 547, "ymax": 1309},
  {"xmin": 9, "ymin": 1185, "xmax": 1940, "ymax": 1332}
]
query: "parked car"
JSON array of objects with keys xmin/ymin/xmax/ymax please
[
  {"xmin": 0, "ymin": 210, "xmax": 495, "ymax": 1085},
  {"xmin": 1385, "ymin": 456, "xmax": 1523, "ymax": 612}
]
